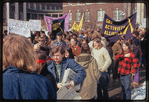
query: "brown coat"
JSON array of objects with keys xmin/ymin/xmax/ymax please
[
  {"xmin": 112, "ymin": 42, "xmax": 122, "ymax": 63},
  {"xmin": 75, "ymin": 53, "xmax": 101, "ymax": 100}
]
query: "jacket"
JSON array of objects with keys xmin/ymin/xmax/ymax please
[
  {"xmin": 49, "ymin": 39, "xmax": 67, "ymax": 51},
  {"xmin": 75, "ymin": 53, "xmax": 101, "ymax": 99},
  {"xmin": 47, "ymin": 58, "xmax": 86, "ymax": 86},
  {"xmin": 116, "ymin": 51, "xmax": 140, "ymax": 75},
  {"xmin": 112, "ymin": 42, "xmax": 123, "ymax": 62},
  {"xmin": 3, "ymin": 66, "xmax": 56, "ymax": 99}
]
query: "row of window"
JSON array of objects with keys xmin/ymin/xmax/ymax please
[
  {"xmin": 69, "ymin": 9, "xmax": 125, "ymax": 22},
  {"xmin": 28, "ymin": 3, "xmax": 62, "ymax": 10}
]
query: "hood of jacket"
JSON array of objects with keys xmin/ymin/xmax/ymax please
[{"xmin": 75, "ymin": 53, "xmax": 94, "ymax": 69}]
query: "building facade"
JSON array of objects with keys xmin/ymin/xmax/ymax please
[
  {"xmin": 63, "ymin": 3, "xmax": 146, "ymax": 30},
  {"xmin": 3, "ymin": 2, "xmax": 63, "ymax": 31}
]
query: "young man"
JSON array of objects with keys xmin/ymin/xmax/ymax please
[
  {"xmin": 91, "ymin": 38, "xmax": 112, "ymax": 100},
  {"xmin": 49, "ymin": 32, "xmax": 67, "ymax": 51},
  {"xmin": 47, "ymin": 46, "xmax": 86, "ymax": 90}
]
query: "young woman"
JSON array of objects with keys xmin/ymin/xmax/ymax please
[
  {"xmin": 116, "ymin": 41, "xmax": 140, "ymax": 100},
  {"xmin": 3, "ymin": 34, "xmax": 56, "ymax": 99},
  {"xmin": 75, "ymin": 43, "xmax": 101, "ymax": 100},
  {"xmin": 70, "ymin": 38, "xmax": 81, "ymax": 57},
  {"xmin": 64, "ymin": 47, "xmax": 74, "ymax": 59}
]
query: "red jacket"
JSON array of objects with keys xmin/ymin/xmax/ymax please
[{"xmin": 116, "ymin": 51, "xmax": 140, "ymax": 75}]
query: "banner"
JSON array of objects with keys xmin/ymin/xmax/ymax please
[
  {"xmin": 77, "ymin": 13, "xmax": 84, "ymax": 31},
  {"xmin": 28, "ymin": 20, "xmax": 41, "ymax": 31},
  {"xmin": 8, "ymin": 19, "xmax": 30, "ymax": 37},
  {"xmin": 71, "ymin": 21, "xmax": 78, "ymax": 31},
  {"xmin": 101, "ymin": 13, "xmax": 136, "ymax": 42},
  {"xmin": 51, "ymin": 18, "xmax": 65, "ymax": 39},
  {"xmin": 44, "ymin": 13, "xmax": 70, "ymax": 33}
]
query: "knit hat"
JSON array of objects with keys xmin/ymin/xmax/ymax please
[{"xmin": 134, "ymin": 38, "xmax": 140, "ymax": 46}]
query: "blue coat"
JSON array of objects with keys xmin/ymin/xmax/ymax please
[
  {"xmin": 3, "ymin": 66, "xmax": 56, "ymax": 99},
  {"xmin": 47, "ymin": 58, "xmax": 86, "ymax": 85}
]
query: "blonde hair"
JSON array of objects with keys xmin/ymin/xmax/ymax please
[
  {"xmin": 92, "ymin": 38, "xmax": 103, "ymax": 48},
  {"xmin": 3, "ymin": 34, "xmax": 37, "ymax": 73}
]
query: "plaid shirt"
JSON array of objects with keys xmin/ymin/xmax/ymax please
[{"xmin": 116, "ymin": 51, "xmax": 140, "ymax": 75}]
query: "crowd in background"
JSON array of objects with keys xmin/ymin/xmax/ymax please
[{"xmin": 3, "ymin": 26, "xmax": 146, "ymax": 100}]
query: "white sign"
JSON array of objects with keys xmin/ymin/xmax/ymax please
[
  {"xmin": 28, "ymin": 20, "xmax": 41, "ymax": 31},
  {"xmin": 8, "ymin": 19, "xmax": 30, "ymax": 37}
]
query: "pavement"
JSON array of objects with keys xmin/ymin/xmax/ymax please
[{"xmin": 108, "ymin": 66, "xmax": 146, "ymax": 100}]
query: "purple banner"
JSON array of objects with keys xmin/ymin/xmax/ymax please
[
  {"xmin": 101, "ymin": 13, "xmax": 136, "ymax": 42},
  {"xmin": 44, "ymin": 13, "xmax": 70, "ymax": 32}
]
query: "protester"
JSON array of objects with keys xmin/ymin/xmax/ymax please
[
  {"xmin": 34, "ymin": 43, "xmax": 41, "ymax": 52},
  {"xmin": 112, "ymin": 37, "xmax": 124, "ymax": 81},
  {"xmin": 139, "ymin": 31, "xmax": 146, "ymax": 68},
  {"xmin": 64, "ymin": 47, "xmax": 74, "ymax": 59},
  {"xmin": 49, "ymin": 32, "xmax": 67, "ymax": 51},
  {"xmin": 48, "ymin": 46, "xmax": 86, "ymax": 90},
  {"xmin": 132, "ymin": 38, "xmax": 141, "ymax": 86},
  {"xmin": 35, "ymin": 51, "xmax": 57, "ymax": 92},
  {"xmin": 3, "ymin": 34, "xmax": 56, "ymax": 99},
  {"xmin": 116, "ymin": 41, "xmax": 140, "ymax": 100},
  {"xmin": 70, "ymin": 37, "xmax": 81, "ymax": 58},
  {"xmin": 83, "ymin": 31, "xmax": 91, "ymax": 42},
  {"xmin": 75, "ymin": 43, "xmax": 101, "ymax": 100},
  {"xmin": 91, "ymin": 38, "xmax": 112, "ymax": 100},
  {"xmin": 33, "ymin": 35, "xmax": 39, "ymax": 45}
]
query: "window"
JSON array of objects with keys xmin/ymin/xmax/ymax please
[
  {"xmin": 39, "ymin": 4, "xmax": 42, "ymax": 10},
  {"xmin": 54, "ymin": 7, "xmax": 56, "ymax": 10},
  {"xmin": 28, "ymin": 3, "xmax": 30, "ymax": 9},
  {"xmin": 77, "ymin": 3, "xmax": 80, "ymax": 5},
  {"xmin": 45, "ymin": 4, "xmax": 47, "ymax": 10},
  {"xmin": 68, "ymin": 3, "xmax": 72, "ymax": 6},
  {"xmin": 76, "ymin": 10, "xmax": 81, "ymax": 22},
  {"xmin": 97, "ymin": 9, "xmax": 105, "ymax": 21},
  {"xmin": 50, "ymin": 6, "xmax": 52, "ymax": 10},
  {"xmin": 69, "ymin": 10, "xmax": 72, "ymax": 21},
  {"xmin": 85, "ymin": 10, "xmax": 90, "ymax": 22},
  {"xmin": 34, "ymin": 3, "xmax": 36, "ymax": 10},
  {"xmin": 113, "ymin": 9, "xmax": 122, "ymax": 21}
]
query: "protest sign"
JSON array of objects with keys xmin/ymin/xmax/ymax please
[
  {"xmin": 8, "ymin": 19, "xmax": 30, "ymax": 37},
  {"xmin": 101, "ymin": 13, "xmax": 136, "ymax": 42},
  {"xmin": 28, "ymin": 20, "xmax": 41, "ymax": 31}
]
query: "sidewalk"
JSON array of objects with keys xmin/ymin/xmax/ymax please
[{"xmin": 108, "ymin": 67, "xmax": 146, "ymax": 100}]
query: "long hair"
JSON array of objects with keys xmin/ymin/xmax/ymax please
[
  {"xmin": 81, "ymin": 43, "xmax": 91, "ymax": 54},
  {"xmin": 64, "ymin": 47, "xmax": 74, "ymax": 59},
  {"xmin": 3, "ymin": 34, "xmax": 37, "ymax": 73},
  {"xmin": 92, "ymin": 38, "xmax": 103, "ymax": 48}
]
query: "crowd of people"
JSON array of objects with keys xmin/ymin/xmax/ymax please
[{"xmin": 3, "ymin": 26, "xmax": 146, "ymax": 100}]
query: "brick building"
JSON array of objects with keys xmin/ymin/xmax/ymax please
[{"xmin": 63, "ymin": 3, "xmax": 146, "ymax": 30}]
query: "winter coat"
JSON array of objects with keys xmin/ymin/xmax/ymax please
[
  {"xmin": 47, "ymin": 58, "xmax": 86, "ymax": 86},
  {"xmin": 75, "ymin": 53, "xmax": 101, "ymax": 99},
  {"xmin": 3, "ymin": 66, "xmax": 56, "ymax": 99}
]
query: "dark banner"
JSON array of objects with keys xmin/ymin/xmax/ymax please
[
  {"xmin": 101, "ymin": 13, "xmax": 136, "ymax": 42},
  {"xmin": 51, "ymin": 18, "xmax": 65, "ymax": 39}
]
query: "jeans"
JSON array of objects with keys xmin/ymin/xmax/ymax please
[
  {"xmin": 120, "ymin": 74, "xmax": 131, "ymax": 100},
  {"xmin": 97, "ymin": 71, "xmax": 109, "ymax": 100}
]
